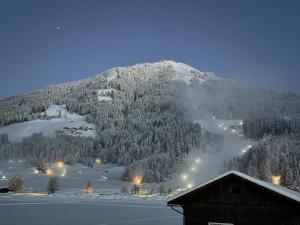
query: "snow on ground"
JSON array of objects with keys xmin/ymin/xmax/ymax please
[
  {"xmin": 161, "ymin": 60, "xmax": 216, "ymax": 84},
  {"xmin": 104, "ymin": 60, "xmax": 216, "ymax": 86},
  {"xmin": 0, "ymin": 197, "xmax": 180, "ymax": 225},
  {"xmin": 0, "ymin": 202, "xmax": 181, "ymax": 225},
  {"xmin": 0, "ymin": 160, "xmax": 175, "ymax": 202},
  {"xmin": 0, "ymin": 105, "xmax": 97, "ymax": 142},
  {"xmin": 106, "ymin": 70, "xmax": 119, "ymax": 82},
  {"xmin": 0, "ymin": 191, "xmax": 170, "ymax": 202},
  {"xmin": 97, "ymin": 89, "xmax": 115, "ymax": 101},
  {"xmin": 0, "ymin": 160, "xmax": 180, "ymax": 225},
  {"xmin": 170, "ymin": 61, "xmax": 194, "ymax": 84},
  {"xmin": 0, "ymin": 162, "xmax": 126, "ymax": 192},
  {"xmin": 40, "ymin": 105, "xmax": 68, "ymax": 117}
]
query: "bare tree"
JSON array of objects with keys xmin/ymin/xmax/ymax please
[
  {"xmin": 167, "ymin": 187, "xmax": 173, "ymax": 194},
  {"xmin": 47, "ymin": 176, "xmax": 59, "ymax": 194},
  {"xmin": 8, "ymin": 176, "xmax": 24, "ymax": 193},
  {"xmin": 132, "ymin": 184, "xmax": 140, "ymax": 194},
  {"xmin": 157, "ymin": 183, "xmax": 167, "ymax": 195},
  {"xmin": 121, "ymin": 184, "xmax": 128, "ymax": 194}
]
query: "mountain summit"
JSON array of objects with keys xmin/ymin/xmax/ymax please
[{"xmin": 96, "ymin": 60, "xmax": 217, "ymax": 85}]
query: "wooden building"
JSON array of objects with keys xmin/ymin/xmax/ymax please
[{"xmin": 167, "ymin": 171, "xmax": 300, "ymax": 225}]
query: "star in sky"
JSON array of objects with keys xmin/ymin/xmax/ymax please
[{"xmin": 56, "ymin": 26, "xmax": 61, "ymax": 31}]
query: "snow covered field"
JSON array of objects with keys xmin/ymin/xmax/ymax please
[
  {"xmin": 0, "ymin": 198, "xmax": 181, "ymax": 225},
  {"xmin": 0, "ymin": 161, "xmax": 126, "ymax": 191},
  {"xmin": 0, "ymin": 105, "xmax": 96, "ymax": 142}
]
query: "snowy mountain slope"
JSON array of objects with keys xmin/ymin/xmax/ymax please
[
  {"xmin": 93, "ymin": 60, "xmax": 216, "ymax": 85},
  {"xmin": 1, "ymin": 60, "xmax": 298, "ymax": 127},
  {"xmin": 0, "ymin": 60, "xmax": 216, "ymax": 126},
  {"xmin": 0, "ymin": 60, "xmax": 216, "ymax": 143},
  {"xmin": 0, "ymin": 60, "xmax": 300, "ymax": 184}
]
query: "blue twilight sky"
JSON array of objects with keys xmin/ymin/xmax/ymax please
[{"xmin": 0, "ymin": 0, "xmax": 300, "ymax": 99}]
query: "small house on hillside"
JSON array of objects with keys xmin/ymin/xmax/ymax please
[{"xmin": 167, "ymin": 171, "xmax": 300, "ymax": 225}]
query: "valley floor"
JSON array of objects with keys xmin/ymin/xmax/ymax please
[
  {"xmin": 0, "ymin": 160, "xmax": 180, "ymax": 225},
  {"xmin": 0, "ymin": 196, "xmax": 181, "ymax": 225}
]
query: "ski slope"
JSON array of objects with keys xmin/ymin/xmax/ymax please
[{"xmin": 168, "ymin": 117, "xmax": 255, "ymax": 188}]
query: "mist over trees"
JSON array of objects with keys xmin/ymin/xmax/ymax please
[
  {"xmin": 225, "ymin": 117, "xmax": 300, "ymax": 188},
  {"xmin": 243, "ymin": 117, "xmax": 300, "ymax": 139},
  {"xmin": 225, "ymin": 134, "xmax": 300, "ymax": 188}
]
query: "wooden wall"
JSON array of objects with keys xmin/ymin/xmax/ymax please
[{"xmin": 180, "ymin": 175, "xmax": 300, "ymax": 225}]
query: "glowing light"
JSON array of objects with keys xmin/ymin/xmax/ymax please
[
  {"xmin": 95, "ymin": 158, "xmax": 102, "ymax": 164},
  {"xmin": 241, "ymin": 144, "xmax": 253, "ymax": 154},
  {"xmin": 219, "ymin": 124, "xmax": 223, "ymax": 128},
  {"xmin": 101, "ymin": 175, "xmax": 108, "ymax": 180},
  {"xmin": 212, "ymin": 116, "xmax": 216, "ymax": 120},
  {"xmin": 239, "ymin": 121, "xmax": 243, "ymax": 125},
  {"xmin": 61, "ymin": 169, "xmax": 66, "ymax": 177},
  {"xmin": 27, "ymin": 193, "xmax": 47, "ymax": 196},
  {"xmin": 46, "ymin": 168, "xmax": 53, "ymax": 176},
  {"xmin": 2, "ymin": 175, "xmax": 6, "ymax": 180},
  {"xmin": 15, "ymin": 192, "xmax": 47, "ymax": 196},
  {"xmin": 55, "ymin": 161, "xmax": 65, "ymax": 169},
  {"xmin": 132, "ymin": 176, "xmax": 142, "ymax": 186},
  {"xmin": 190, "ymin": 167, "xmax": 196, "ymax": 172},
  {"xmin": 8, "ymin": 160, "xmax": 13, "ymax": 163},
  {"xmin": 272, "ymin": 175, "xmax": 281, "ymax": 185},
  {"xmin": 181, "ymin": 174, "xmax": 187, "ymax": 180},
  {"xmin": 231, "ymin": 129, "xmax": 236, "ymax": 133},
  {"xmin": 195, "ymin": 158, "xmax": 200, "ymax": 163},
  {"xmin": 33, "ymin": 169, "xmax": 39, "ymax": 174},
  {"xmin": 187, "ymin": 184, "xmax": 193, "ymax": 189},
  {"xmin": 223, "ymin": 127, "xmax": 227, "ymax": 131}
]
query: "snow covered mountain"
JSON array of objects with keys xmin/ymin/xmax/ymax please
[
  {"xmin": 0, "ymin": 60, "xmax": 300, "ymax": 184},
  {"xmin": 0, "ymin": 60, "xmax": 216, "ymax": 125}
]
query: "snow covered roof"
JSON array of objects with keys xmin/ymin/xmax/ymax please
[{"xmin": 167, "ymin": 170, "xmax": 300, "ymax": 205}]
